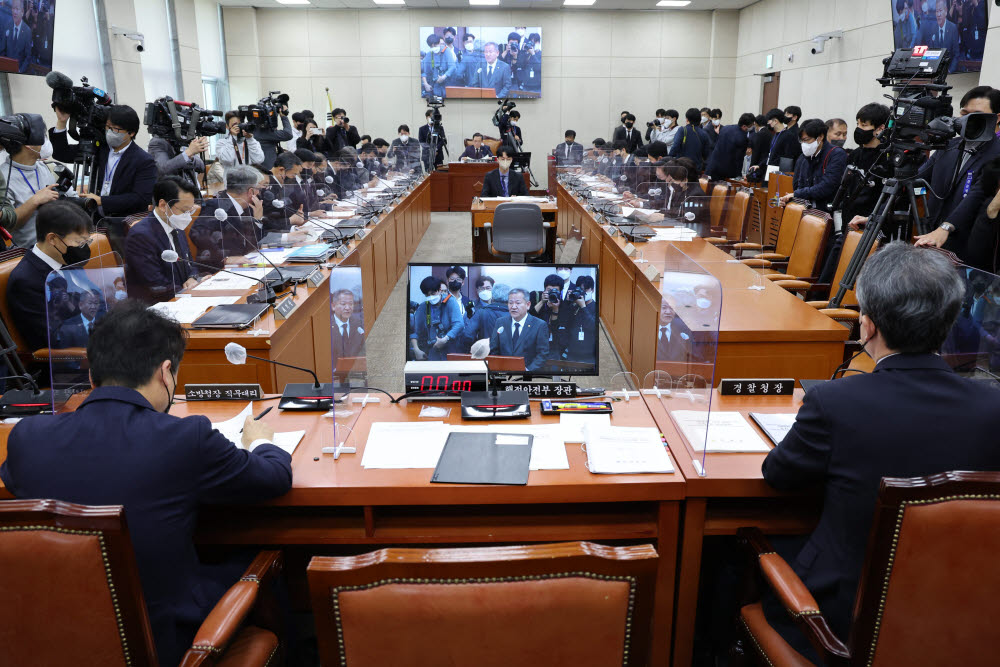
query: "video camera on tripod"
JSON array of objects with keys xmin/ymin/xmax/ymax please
[
  {"xmin": 492, "ymin": 98, "xmax": 516, "ymax": 140},
  {"xmin": 144, "ymin": 96, "xmax": 227, "ymax": 146},
  {"xmin": 237, "ymin": 91, "xmax": 287, "ymax": 134}
]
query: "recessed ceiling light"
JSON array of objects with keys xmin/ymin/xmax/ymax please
[
  {"xmin": 275, "ymin": 0, "xmax": 310, "ymax": 4},
  {"xmin": 373, "ymin": 0, "xmax": 404, "ymax": 4},
  {"xmin": 657, "ymin": 0, "xmax": 691, "ymax": 6},
  {"xmin": 469, "ymin": 0, "xmax": 501, "ymax": 5},
  {"xmin": 564, "ymin": 0, "xmax": 597, "ymax": 5}
]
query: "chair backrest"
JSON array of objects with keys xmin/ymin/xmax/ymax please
[
  {"xmin": 699, "ymin": 176, "xmax": 709, "ymax": 193},
  {"xmin": 84, "ymin": 232, "xmax": 121, "ymax": 268},
  {"xmin": 0, "ymin": 499, "xmax": 157, "ymax": 666},
  {"xmin": 483, "ymin": 137, "xmax": 502, "ymax": 155},
  {"xmin": 850, "ymin": 472, "xmax": 1000, "ymax": 667},
  {"xmin": 785, "ymin": 212, "xmax": 830, "ymax": 279},
  {"xmin": 446, "ymin": 352, "xmax": 526, "ymax": 372},
  {"xmin": 722, "ymin": 189, "xmax": 750, "ymax": 241},
  {"xmin": 709, "ymin": 183, "xmax": 729, "ymax": 229},
  {"xmin": 307, "ymin": 541, "xmax": 658, "ymax": 667},
  {"xmin": 774, "ymin": 202, "xmax": 805, "ymax": 257},
  {"xmin": 0, "ymin": 252, "xmax": 29, "ymax": 352},
  {"xmin": 827, "ymin": 231, "xmax": 877, "ymax": 306},
  {"xmin": 492, "ymin": 202, "xmax": 545, "ymax": 254}
]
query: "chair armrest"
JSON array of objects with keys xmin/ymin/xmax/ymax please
[
  {"xmin": 737, "ymin": 528, "xmax": 850, "ymax": 661},
  {"xmin": 32, "ymin": 347, "xmax": 87, "ymax": 362},
  {"xmin": 180, "ymin": 551, "xmax": 283, "ymax": 667},
  {"xmin": 764, "ymin": 273, "xmax": 796, "ymax": 281},
  {"xmin": 755, "ymin": 252, "xmax": 787, "ymax": 261},
  {"xmin": 773, "ymin": 280, "xmax": 811, "ymax": 292},
  {"xmin": 732, "ymin": 242, "xmax": 762, "ymax": 250},
  {"xmin": 740, "ymin": 258, "xmax": 771, "ymax": 268},
  {"xmin": 805, "ymin": 300, "xmax": 830, "ymax": 309},
  {"xmin": 818, "ymin": 308, "xmax": 861, "ymax": 322}
]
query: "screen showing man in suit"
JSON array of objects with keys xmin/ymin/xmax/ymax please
[
  {"xmin": 418, "ymin": 26, "xmax": 542, "ymax": 99},
  {"xmin": 407, "ymin": 264, "xmax": 600, "ymax": 375},
  {"xmin": 892, "ymin": 0, "xmax": 989, "ymax": 73},
  {"xmin": 0, "ymin": 0, "xmax": 56, "ymax": 75},
  {"xmin": 329, "ymin": 267, "xmax": 367, "ymax": 388}
]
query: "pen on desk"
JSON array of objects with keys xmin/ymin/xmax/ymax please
[{"xmin": 240, "ymin": 407, "xmax": 273, "ymax": 433}]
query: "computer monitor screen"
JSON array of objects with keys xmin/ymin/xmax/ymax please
[
  {"xmin": 418, "ymin": 26, "xmax": 542, "ymax": 99},
  {"xmin": 407, "ymin": 263, "xmax": 600, "ymax": 377},
  {"xmin": 890, "ymin": 0, "xmax": 990, "ymax": 74}
]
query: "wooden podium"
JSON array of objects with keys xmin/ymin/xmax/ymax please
[
  {"xmin": 0, "ymin": 57, "xmax": 19, "ymax": 74},
  {"xmin": 444, "ymin": 86, "xmax": 498, "ymax": 99}
]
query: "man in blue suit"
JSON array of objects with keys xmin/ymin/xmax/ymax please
[
  {"xmin": 459, "ymin": 133, "xmax": 494, "ymax": 161},
  {"xmin": 670, "ymin": 108, "xmax": 712, "ymax": 172},
  {"xmin": 475, "ymin": 42, "xmax": 512, "ymax": 99},
  {"xmin": 705, "ymin": 113, "xmax": 755, "ymax": 181},
  {"xmin": 760, "ymin": 243, "xmax": 1000, "ymax": 659},
  {"xmin": 489, "ymin": 288, "xmax": 549, "ymax": 373},
  {"xmin": 0, "ymin": 302, "xmax": 292, "ymax": 667},
  {"xmin": 125, "ymin": 176, "xmax": 204, "ymax": 303},
  {"xmin": 0, "ymin": 0, "xmax": 32, "ymax": 73},
  {"xmin": 918, "ymin": 0, "xmax": 961, "ymax": 72},
  {"xmin": 50, "ymin": 104, "xmax": 158, "ymax": 219}
]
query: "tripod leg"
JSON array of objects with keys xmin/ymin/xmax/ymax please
[{"xmin": 828, "ymin": 184, "xmax": 898, "ymax": 309}]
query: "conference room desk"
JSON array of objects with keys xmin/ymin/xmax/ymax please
[
  {"xmin": 470, "ymin": 197, "xmax": 559, "ymax": 262},
  {"xmin": 643, "ymin": 389, "xmax": 818, "ymax": 667},
  {"xmin": 556, "ymin": 182, "xmax": 849, "ymax": 382},
  {"xmin": 440, "ymin": 161, "xmax": 532, "ymax": 212},
  {"xmin": 175, "ymin": 177, "xmax": 432, "ymax": 393}
]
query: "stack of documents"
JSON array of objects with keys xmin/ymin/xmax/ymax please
[
  {"xmin": 748, "ymin": 413, "xmax": 797, "ymax": 446},
  {"xmin": 211, "ymin": 403, "xmax": 305, "ymax": 455},
  {"xmin": 651, "ymin": 227, "xmax": 699, "ymax": 242},
  {"xmin": 670, "ymin": 411, "xmax": 771, "ymax": 453},
  {"xmin": 582, "ymin": 425, "xmax": 674, "ymax": 474},
  {"xmin": 193, "ymin": 268, "xmax": 269, "ymax": 291},
  {"xmin": 149, "ymin": 296, "xmax": 240, "ymax": 324}
]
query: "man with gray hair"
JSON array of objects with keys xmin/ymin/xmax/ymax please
[
  {"xmin": 488, "ymin": 287, "xmax": 549, "ymax": 372},
  {"xmin": 758, "ymin": 242, "xmax": 1000, "ymax": 659},
  {"xmin": 190, "ymin": 164, "xmax": 266, "ymax": 268}
]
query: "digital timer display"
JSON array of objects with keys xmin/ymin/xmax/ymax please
[
  {"xmin": 417, "ymin": 376, "xmax": 475, "ymax": 393},
  {"xmin": 403, "ymin": 361, "xmax": 489, "ymax": 400}
]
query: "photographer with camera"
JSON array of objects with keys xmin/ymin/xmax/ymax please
[
  {"xmin": 147, "ymin": 135, "xmax": 207, "ymax": 180},
  {"xmin": 325, "ymin": 108, "xmax": 351, "ymax": 156},
  {"xmin": 251, "ymin": 94, "xmax": 292, "ymax": 171},
  {"xmin": 217, "ymin": 111, "xmax": 264, "ymax": 167},
  {"xmin": 144, "ymin": 97, "xmax": 225, "ymax": 183},
  {"xmin": 419, "ymin": 108, "xmax": 447, "ymax": 170},
  {"xmin": 50, "ymin": 104, "xmax": 157, "ymax": 219},
  {"xmin": 648, "ymin": 109, "xmax": 680, "ymax": 148},
  {"xmin": 912, "ymin": 86, "xmax": 1000, "ymax": 257},
  {"xmin": 0, "ymin": 112, "xmax": 56, "ymax": 248},
  {"xmin": 422, "ymin": 34, "xmax": 457, "ymax": 100},
  {"xmin": 564, "ymin": 275, "xmax": 598, "ymax": 365}
]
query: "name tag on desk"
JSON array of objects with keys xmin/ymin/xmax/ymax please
[
  {"xmin": 185, "ymin": 384, "xmax": 264, "ymax": 401},
  {"xmin": 720, "ymin": 379, "xmax": 794, "ymax": 396},
  {"xmin": 273, "ymin": 296, "xmax": 297, "ymax": 320},
  {"xmin": 306, "ymin": 269, "xmax": 324, "ymax": 288}
]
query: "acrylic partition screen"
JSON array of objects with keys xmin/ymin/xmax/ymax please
[
  {"xmin": 45, "ymin": 252, "xmax": 127, "ymax": 411},
  {"xmin": 329, "ymin": 266, "xmax": 368, "ymax": 446},
  {"xmin": 642, "ymin": 245, "xmax": 722, "ymax": 477},
  {"xmin": 418, "ymin": 27, "xmax": 542, "ymax": 99},
  {"xmin": 941, "ymin": 264, "xmax": 1000, "ymax": 381}
]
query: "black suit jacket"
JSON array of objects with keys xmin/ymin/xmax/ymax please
[
  {"xmin": 57, "ymin": 313, "xmax": 95, "ymax": 349},
  {"xmin": 761, "ymin": 353, "xmax": 1000, "ymax": 650},
  {"xmin": 49, "ymin": 130, "xmax": 158, "ymax": 218},
  {"xmin": 332, "ymin": 314, "xmax": 365, "ymax": 359},
  {"xmin": 191, "ymin": 194, "xmax": 263, "ymax": 268},
  {"xmin": 554, "ymin": 142, "xmax": 584, "ymax": 166},
  {"xmin": 6, "ymin": 250, "xmax": 56, "ymax": 350},
  {"xmin": 705, "ymin": 125, "xmax": 750, "ymax": 180},
  {"xmin": 766, "ymin": 125, "xmax": 801, "ymax": 168},
  {"xmin": 618, "ymin": 127, "xmax": 643, "ymax": 153},
  {"xmin": 749, "ymin": 127, "xmax": 773, "ymax": 168},
  {"xmin": 124, "ymin": 213, "xmax": 196, "ymax": 303},
  {"xmin": 0, "ymin": 386, "xmax": 292, "ymax": 667},
  {"xmin": 481, "ymin": 169, "xmax": 528, "ymax": 197}
]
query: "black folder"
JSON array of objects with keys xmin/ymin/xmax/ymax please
[
  {"xmin": 431, "ymin": 432, "xmax": 532, "ymax": 485},
  {"xmin": 191, "ymin": 303, "xmax": 270, "ymax": 329}
]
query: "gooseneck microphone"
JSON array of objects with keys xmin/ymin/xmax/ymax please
[
  {"xmin": 160, "ymin": 249, "xmax": 278, "ymax": 304},
  {"xmin": 212, "ymin": 207, "xmax": 294, "ymax": 295},
  {"xmin": 225, "ymin": 342, "xmax": 333, "ymax": 411}
]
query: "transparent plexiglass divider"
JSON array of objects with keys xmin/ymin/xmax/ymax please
[
  {"xmin": 45, "ymin": 252, "xmax": 127, "ymax": 411},
  {"xmin": 941, "ymin": 265, "xmax": 1000, "ymax": 381},
  {"xmin": 328, "ymin": 266, "xmax": 368, "ymax": 456},
  {"xmin": 641, "ymin": 245, "xmax": 722, "ymax": 477}
]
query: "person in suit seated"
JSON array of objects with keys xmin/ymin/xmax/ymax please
[
  {"xmin": 331, "ymin": 288, "xmax": 365, "ymax": 359},
  {"xmin": 125, "ymin": 176, "xmax": 205, "ymax": 304},
  {"xmin": 705, "ymin": 112, "xmax": 755, "ymax": 181},
  {"xmin": 50, "ymin": 104, "xmax": 158, "ymax": 219},
  {"xmin": 554, "ymin": 130, "xmax": 584, "ymax": 166},
  {"xmin": 410, "ymin": 276, "xmax": 464, "ymax": 361},
  {"xmin": 489, "ymin": 288, "xmax": 550, "ymax": 373},
  {"xmin": 760, "ymin": 242, "xmax": 1000, "ymax": 660},
  {"xmin": 7, "ymin": 201, "xmax": 92, "ymax": 351},
  {"xmin": 669, "ymin": 108, "xmax": 712, "ymax": 172},
  {"xmin": 0, "ymin": 302, "xmax": 292, "ymax": 667},
  {"xmin": 460, "ymin": 133, "xmax": 494, "ymax": 161},
  {"xmin": 918, "ymin": 0, "xmax": 961, "ymax": 72},
  {"xmin": 0, "ymin": 0, "xmax": 32, "ymax": 73},
  {"xmin": 388, "ymin": 125, "xmax": 422, "ymax": 174},
  {"xmin": 475, "ymin": 42, "xmax": 512, "ymax": 99},
  {"xmin": 191, "ymin": 165, "xmax": 266, "ymax": 268},
  {"xmin": 56, "ymin": 289, "xmax": 101, "ymax": 348},
  {"xmin": 262, "ymin": 152, "xmax": 308, "ymax": 232},
  {"xmin": 480, "ymin": 145, "xmax": 528, "ymax": 198},
  {"xmin": 147, "ymin": 135, "xmax": 208, "ymax": 181}
]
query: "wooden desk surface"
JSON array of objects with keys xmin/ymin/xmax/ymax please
[{"xmin": 471, "ymin": 198, "xmax": 558, "ymax": 213}]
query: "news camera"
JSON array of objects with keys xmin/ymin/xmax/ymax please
[
  {"xmin": 45, "ymin": 70, "xmax": 112, "ymax": 144},
  {"xmin": 237, "ymin": 91, "xmax": 285, "ymax": 133},
  {"xmin": 143, "ymin": 96, "xmax": 227, "ymax": 146}
]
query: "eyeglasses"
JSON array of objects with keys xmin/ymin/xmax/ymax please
[{"xmin": 61, "ymin": 235, "xmax": 93, "ymax": 249}]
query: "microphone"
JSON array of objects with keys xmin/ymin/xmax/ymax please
[
  {"xmin": 44, "ymin": 70, "xmax": 73, "ymax": 90},
  {"xmin": 160, "ymin": 249, "xmax": 277, "ymax": 304},
  {"xmin": 225, "ymin": 342, "xmax": 333, "ymax": 411},
  {"xmin": 212, "ymin": 207, "xmax": 293, "ymax": 294}
]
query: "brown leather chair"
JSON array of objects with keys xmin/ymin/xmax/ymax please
[
  {"xmin": 708, "ymin": 182, "xmax": 730, "ymax": 231},
  {"xmin": 699, "ymin": 176, "xmax": 710, "ymax": 193},
  {"xmin": 733, "ymin": 202, "xmax": 805, "ymax": 260},
  {"xmin": 465, "ymin": 136, "xmax": 502, "ymax": 156},
  {"xmin": 706, "ymin": 189, "xmax": 751, "ymax": 248},
  {"xmin": 447, "ymin": 352, "xmax": 526, "ymax": 372},
  {"xmin": 741, "ymin": 212, "xmax": 831, "ymax": 284},
  {"xmin": 735, "ymin": 471, "xmax": 1000, "ymax": 667},
  {"xmin": 0, "ymin": 499, "xmax": 283, "ymax": 667},
  {"xmin": 0, "ymin": 249, "xmax": 29, "ymax": 355},
  {"xmin": 307, "ymin": 541, "xmax": 658, "ymax": 667}
]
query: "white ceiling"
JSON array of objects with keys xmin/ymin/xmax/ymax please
[{"xmin": 217, "ymin": 0, "xmax": 756, "ymax": 10}]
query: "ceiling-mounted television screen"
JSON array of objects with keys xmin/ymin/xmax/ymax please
[
  {"xmin": 891, "ymin": 0, "xmax": 989, "ymax": 73},
  {"xmin": 418, "ymin": 26, "xmax": 542, "ymax": 100},
  {"xmin": 0, "ymin": 0, "xmax": 55, "ymax": 76}
]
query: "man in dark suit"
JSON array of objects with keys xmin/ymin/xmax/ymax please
[
  {"xmin": 475, "ymin": 42, "xmax": 512, "ymax": 99},
  {"xmin": 7, "ymin": 201, "xmax": 93, "ymax": 351},
  {"xmin": 0, "ymin": 302, "xmax": 292, "ymax": 667},
  {"xmin": 705, "ymin": 113, "xmax": 754, "ymax": 181},
  {"xmin": 489, "ymin": 288, "xmax": 549, "ymax": 373},
  {"xmin": 262, "ymin": 152, "xmax": 307, "ymax": 232},
  {"xmin": 459, "ymin": 133, "xmax": 494, "ymax": 161},
  {"xmin": 331, "ymin": 288, "xmax": 365, "ymax": 359},
  {"xmin": 761, "ymin": 242, "xmax": 1000, "ymax": 658},
  {"xmin": 125, "ymin": 177, "xmax": 203, "ymax": 304},
  {"xmin": 670, "ymin": 108, "xmax": 712, "ymax": 172},
  {"xmin": 748, "ymin": 114, "xmax": 773, "ymax": 170},
  {"xmin": 418, "ymin": 110, "xmax": 446, "ymax": 169},
  {"xmin": 50, "ymin": 104, "xmax": 158, "ymax": 219},
  {"xmin": 615, "ymin": 114, "xmax": 643, "ymax": 154},
  {"xmin": 748, "ymin": 108, "xmax": 801, "ymax": 180},
  {"xmin": 0, "ymin": 0, "xmax": 32, "ymax": 72},
  {"xmin": 191, "ymin": 165, "xmax": 266, "ymax": 269},
  {"xmin": 918, "ymin": 0, "xmax": 961, "ymax": 72},
  {"xmin": 57, "ymin": 289, "xmax": 101, "ymax": 349},
  {"xmin": 656, "ymin": 299, "xmax": 693, "ymax": 361},
  {"xmin": 481, "ymin": 145, "xmax": 528, "ymax": 197},
  {"xmin": 554, "ymin": 130, "xmax": 584, "ymax": 166}
]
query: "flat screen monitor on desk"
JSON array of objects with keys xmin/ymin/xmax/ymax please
[{"xmin": 406, "ymin": 263, "xmax": 600, "ymax": 377}]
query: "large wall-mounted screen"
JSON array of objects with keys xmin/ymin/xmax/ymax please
[
  {"xmin": 418, "ymin": 26, "xmax": 542, "ymax": 100},
  {"xmin": 891, "ymin": 0, "xmax": 989, "ymax": 73}
]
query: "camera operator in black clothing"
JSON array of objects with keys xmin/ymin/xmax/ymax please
[
  {"xmin": 564, "ymin": 275, "xmax": 598, "ymax": 364},
  {"xmin": 255, "ymin": 94, "xmax": 293, "ymax": 171},
  {"xmin": 532, "ymin": 273, "xmax": 573, "ymax": 354}
]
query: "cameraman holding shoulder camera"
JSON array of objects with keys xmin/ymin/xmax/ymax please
[
  {"xmin": 255, "ymin": 94, "xmax": 293, "ymax": 171},
  {"xmin": 0, "ymin": 112, "xmax": 57, "ymax": 247},
  {"xmin": 216, "ymin": 111, "xmax": 264, "ymax": 167},
  {"xmin": 147, "ymin": 134, "xmax": 207, "ymax": 180},
  {"xmin": 50, "ymin": 104, "xmax": 157, "ymax": 219}
]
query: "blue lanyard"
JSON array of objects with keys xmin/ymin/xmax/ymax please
[
  {"xmin": 14, "ymin": 167, "xmax": 40, "ymax": 194},
  {"xmin": 105, "ymin": 149, "xmax": 124, "ymax": 188},
  {"xmin": 769, "ymin": 130, "xmax": 781, "ymax": 154}
]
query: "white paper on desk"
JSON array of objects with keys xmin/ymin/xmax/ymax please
[
  {"xmin": 247, "ymin": 248, "xmax": 294, "ymax": 264},
  {"xmin": 590, "ymin": 190, "xmax": 623, "ymax": 200},
  {"xmin": 671, "ymin": 411, "xmax": 771, "ymax": 453},
  {"xmin": 210, "ymin": 402, "xmax": 305, "ymax": 455},
  {"xmin": 559, "ymin": 413, "xmax": 611, "ymax": 443},
  {"xmin": 148, "ymin": 296, "xmax": 240, "ymax": 324},
  {"xmin": 361, "ymin": 421, "xmax": 448, "ymax": 468},
  {"xmin": 326, "ymin": 210, "xmax": 358, "ymax": 219},
  {"xmin": 748, "ymin": 413, "xmax": 797, "ymax": 446},
  {"xmin": 652, "ymin": 228, "xmax": 699, "ymax": 242},
  {"xmin": 192, "ymin": 267, "xmax": 269, "ymax": 292},
  {"xmin": 583, "ymin": 425, "xmax": 674, "ymax": 474},
  {"xmin": 446, "ymin": 424, "xmax": 569, "ymax": 470}
]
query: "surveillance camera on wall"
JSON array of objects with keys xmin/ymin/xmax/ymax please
[
  {"xmin": 811, "ymin": 38, "xmax": 825, "ymax": 54},
  {"xmin": 111, "ymin": 25, "xmax": 145, "ymax": 53},
  {"xmin": 809, "ymin": 30, "xmax": 844, "ymax": 55}
]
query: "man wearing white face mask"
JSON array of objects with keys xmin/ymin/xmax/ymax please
[
  {"xmin": 410, "ymin": 275, "xmax": 464, "ymax": 361},
  {"xmin": 125, "ymin": 176, "xmax": 205, "ymax": 303},
  {"xmin": 389, "ymin": 124, "xmax": 421, "ymax": 173},
  {"xmin": 780, "ymin": 118, "xmax": 847, "ymax": 212},
  {"xmin": 481, "ymin": 145, "xmax": 528, "ymax": 197}
]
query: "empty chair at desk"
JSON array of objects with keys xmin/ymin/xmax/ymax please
[
  {"xmin": 0, "ymin": 499, "xmax": 284, "ymax": 667},
  {"xmin": 741, "ymin": 211, "xmax": 831, "ymax": 284},
  {"xmin": 307, "ymin": 541, "xmax": 659, "ymax": 667},
  {"xmin": 733, "ymin": 201, "xmax": 805, "ymax": 260},
  {"xmin": 486, "ymin": 202, "xmax": 548, "ymax": 263}
]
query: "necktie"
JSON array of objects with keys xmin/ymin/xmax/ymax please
[
  {"xmin": 488, "ymin": 65, "xmax": 493, "ymax": 79},
  {"xmin": 501, "ymin": 175, "xmax": 508, "ymax": 197},
  {"xmin": 939, "ymin": 28, "xmax": 944, "ymax": 44},
  {"xmin": 565, "ymin": 145, "xmax": 570, "ymax": 158},
  {"xmin": 14, "ymin": 27, "xmax": 17, "ymax": 42},
  {"xmin": 86, "ymin": 322, "xmax": 92, "ymax": 336},
  {"xmin": 513, "ymin": 322, "xmax": 521, "ymax": 345},
  {"xmin": 171, "ymin": 230, "xmax": 189, "ymax": 281},
  {"xmin": 659, "ymin": 325, "xmax": 670, "ymax": 341},
  {"xmin": 341, "ymin": 323, "xmax": 349, "ymax": 353}
]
